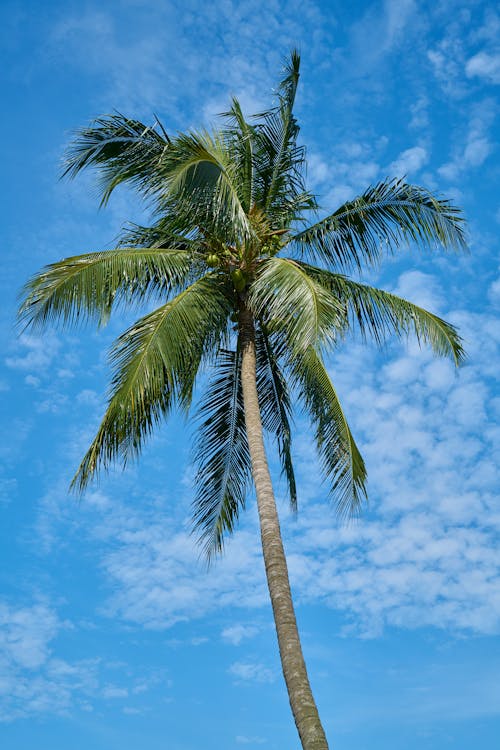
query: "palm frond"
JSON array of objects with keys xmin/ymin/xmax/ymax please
[
  {"xmin": 18, "ymin": 248, "xmax": 192, "ymax": 329},
  {"xmin": 192, "ymin": 347, "xmax": 251, "ymax": 560},
  {"xmin": 298, "ymin": 263, "xmax": 465, "ymax": 365},
  {"xmin": 256, "ymin": 326, "xmax": 296, "ymax": 510},
  {"xmin": 221, "ymin": 97, "xmax": 256, "ymax": 213},
  {"xmin": 250, "ymin": 51, "xmax": 306, "ymax": 217},
  {"xmin": 277, "ymin": 49, "xmax": 301, "ymax": 111},
  {"xmin": 292, "ymin": 178, "xmax": 467, "ymax": 272},
  {"xmin": 117, "ymin": 219, "xmax": 197, "ymax": 250},
  {"xmin": 157, "ymin": 130, "xmax": 253, "ymax": 241},
  {"xmin": 249, "ymin": 257, "xmax": 344, "ymax": 352},
  {"xmin": 290, "ymin": 347, "xmax": 367, "ymax": 518},
  {"xmin": 62, "ymin": 113, "xmax": 169, "ymax": 206},
  {"xmin": 71, "ymin": 275, "xmax": 231, "ymax": 492}
]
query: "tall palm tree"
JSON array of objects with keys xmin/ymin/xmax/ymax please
[{"xmin": 19, "ymin": 52, "xmax": 466, "ymax": 750}]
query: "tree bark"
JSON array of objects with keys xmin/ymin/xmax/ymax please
[{"xmin": 239, "ymin": 304, "xmax": 330, "ymax": 750}]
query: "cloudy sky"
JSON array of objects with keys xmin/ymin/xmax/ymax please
[{"xmin": 1, "ymin": 0, "xmax": 499, "ymax": 748}]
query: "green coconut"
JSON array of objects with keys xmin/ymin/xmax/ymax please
[
  {"xmin": 231, "ymin": 269, "xmax": 246, "ymax": 291},
  {"xmin": 206, "ymin": 254, "xmax": 219, "ymax": 267}
]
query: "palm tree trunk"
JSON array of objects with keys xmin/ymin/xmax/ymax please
[{"xmin": 239, "ymin": 304, "xmax": 329, "ymax": 750}]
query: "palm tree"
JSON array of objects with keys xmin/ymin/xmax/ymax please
[{"xmin": 19, "ymin": 52, "xmax": 466, "ymax": 750}]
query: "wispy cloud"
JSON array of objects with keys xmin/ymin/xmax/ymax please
[
  {"xmin": 0, "ymin": 599, "xmax": 96, "ymax": 722},
  {"xmin": 46, "ymin": 1, "xmax": 333, "ymax": 122},
  {"xmin": 438, "ymin": 98, "xmax": 496, "ymax": 181},
  {"xmin": 228, "ymin": 661, "xmax": 275, "ymax": 684},
  {"xmin": 387, "ymin": 145, "xmax": 429, "ymax": 178},
  {"xmin": 236, "ymin": 735, "xmax": 267, "ymax": 744},
  {"xmin": 221, "ymin": 624, "xmax": 259, "ymax": 645},
  {"xmin": 0, "ymin": 597, "xmax": 166, "ymax": 722},
  {"xmin": 5, "ymin": 332, "xmax": 61, "ymax": 375},
  {"xmin": 466, "ymin": 51, "xmax": 500, "ymax": 84},
  {"xmin": 347, "ymin": 0, "xmax": 418, "ymax": 70},
  {"xmin": 0, "ymin": 600, "xmax": 60, "ymax": 669}
]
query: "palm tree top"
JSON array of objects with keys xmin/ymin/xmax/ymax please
[{"xmin": 19, "ymin": 51, "xmax": 466, "ymax": 557}]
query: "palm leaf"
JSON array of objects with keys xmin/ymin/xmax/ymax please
[
  {"xmin": 290, "ymin": 347, "xmax": 367, "ymax": 518},
  {"xmin": 250, "ymin": 51, "xmax": 306, "ymax": 216},
  {"xmin": 249, "ymin": 257, "xmax": 344, "ymax": 352},
  {"xmin": 117, "ymin": 220, "xmax": 197, "ymax": 250},
  {"xmin": 157, "ymin": 130, "xmax": 253, "ymax": 241},
  {"xmin": 293, "ymin": 178, "xmax": 467, "ymax": 272},
  {"xmin": 298, "ymin": 263, "xmax": 465, "ymax": 365},
  {"xmin": 62, "ymin": 113, "xmax": 169, "ymax": 206},
  {"xmin": 221, "ymin": 97, "xmax": 256, "ymax": 213},
  {"xmin": 71, "ymin": 274, "xmax": 231, "ymax": 491},
  {"xmin": 18, "ymin": 247, "xmax": 192, "ymax": 329},
  {"xmin": 192, "ymin": 347, "xmax": 251, "ymax": 559}
]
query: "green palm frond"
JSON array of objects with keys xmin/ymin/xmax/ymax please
[
  {"xmin": 157, "ymin": 130, "xmax": 253, "ymax": 241},
  {"xmin": 251, "ymin": 52, "xmax": 306, "ymax": 216},
  {"xmin": 221, "ymin": 97, "xmax": 256, "ymax": 213},
  {"xmin": 298, "ymin": 263, "xmax": 465, "ymax": 365},
  {"xmin": 192, "ymin": 348, "xmax": 251, "ymax": 560},
  {"xmin": 249, "ymin": 257, "xmax": 344, "ymax": 352},
  {"xmin": 290, "ymin": 347, "xmax": 367, "ymax": 518},
  {"xmin": 277, "ymin": 49, "xmax": 301, "ymax": 110},
  {"xmin": 18, "ymin": 248, "xmax": 193, "ymax": 329},
  {"xmin": 71, "ymin": 275, "xmax": 232, "ymax": 492},
  {"xmin": 256, "ymin": 327, "xmax": 297, "ymax": 511},
  {"xmin": 293, "ymin": 178, "xmax": 467, "ymax": 272},
  {"xmin": 117, "ymin": 220, "xmax": 196, "ymax": 250},
  {"xmin": 62, "ymin": 113, "xmax": 169, "ymax": 206}
]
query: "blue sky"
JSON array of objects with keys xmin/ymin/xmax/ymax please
[{"xmin": 1, "ymin": 0, "xmax": 499, "ymax": 748}]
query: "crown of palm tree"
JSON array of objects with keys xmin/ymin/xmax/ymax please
[{"xmin": 19, "ymin": 50, "xmax": 465, "ymax": 560}]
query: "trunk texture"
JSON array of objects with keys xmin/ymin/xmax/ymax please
[{"xmin": 239, "ymin": 305, "xmax": 330, "ymax": 750}]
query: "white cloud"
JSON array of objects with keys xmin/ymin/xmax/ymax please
[
  {"xmin": 5, "ymin": 332, "xmax": 61, "ymax": 375},
  {"xmin": 438, "ymin": 99, "xmax": 496, "ymax": 181},
  {"xmin": 0, "ymin": 600, "xmax": 99, "ymax": 722},
  {"xmin": 388, "ymin": 146, "xmax": 428, "ymax": 177},
  {"xmin": 383, "ymin": 0, "xmax": 417, "ymax": 50},
  {"xmin": 408, "ymin": 96, "xmax": 429, "ymax": 131},
  {"xmin": 0, "ymin": 597, "xmax": 162, "ymax": 722},
  {"xmin": 316, "ymin": 146, "xmax": 382, "ymax": 209},
  {"xmin": 102, "ymin": 685, "xmax": 129, "ymax": 699},
  {"xmin": 228, "ymin": 661, "xmax": 275, "ymax": 684},
  {"xmin": 463, "ymin": 135, "xmax": 492, "ymax": 165},
  {"xmin": 24, "ymin": 374, "xmax": 40, "ymax": 387},
  {"xmin": 391, "ymin": 270, "xmax": 444, "ymax": 311},
  {"xmin": 307, "ymin": 153, "xmax": 330, "ymax": 187},
  {"xmin": 471, "ymin": 8, "xmax": 500, "ymax": 44},
  {"xmin": 47, "ymin": 1, "xmax": 333, "ymax": 120},
  {"xmin": 348, "ymin": 0, "xmax": 417, "ymax": 69},
  {"xmin": 0, "ymin": 477, "xmax": 17, "ymax": 505},
  {"xmin": 75, "ymin": 388, "xmax": 101, "ymax": 407},
  {"xmin": 427, "ymin": 44, "xmax": 467, "ymax": 99},
  {"xmin": 466, "ymin": 51, "xmax": 500, "ymax": 84},
  {"xmin": 0, "ymin": 601, "xmax": 59, "ymax": 669},
  {"xmin": 426, "ymin": 9, "xmax": 477, "ymax": 99},
  {"xmin": 488, "ymin": 274, "xmax": 500, "ymax": 306},
  {"xmin": 100, "ymin": 524, "xmax": 268, "ymax": 629},
  {"xmin": 236, "ymin": 735, "xmax": 267, "ymax": 744},
  {"xmin": 221, "ymin": 624, "xmax": 259, "ymax": 645},
  {"xmin": 313, "ymin": 152, "xmax": 381, "ymax": 198}
]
